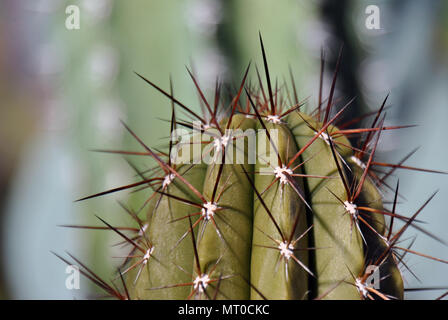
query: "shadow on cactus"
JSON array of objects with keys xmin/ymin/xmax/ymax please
[{"xmin": 56, "ymin": 35, "xmax": 448, "ymax": 300}]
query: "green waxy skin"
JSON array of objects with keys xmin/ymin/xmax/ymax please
[
  {"xmin": 250, "ymin": 122, "xmax": 309, "ymax": 299},
  {"xmin": 349, "ymin": 162, "xmax": 404, "ymax": 299},
  {"xmin": 128, "ymin": 163, "xmax": 206, "ymax": 299},
  {"xmin": 124, "ymin": 111, "xmax": 406, "ymax": 300},
  {"xmin": 197, "ymin": 114, "xmax": 256, "ymax": 300},
  {"xmin": 287, "ymin": 112, "xmax": 364, "ymax": 299}
]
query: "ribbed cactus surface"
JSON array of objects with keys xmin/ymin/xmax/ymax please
[{"xmin": 61, "ymin": 37, "xmax": 448, "ymax": 301}]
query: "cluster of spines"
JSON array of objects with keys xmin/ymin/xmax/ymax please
[{"xmin": 56, "ymin": 35, "xmax": 448, "ymax": 300}]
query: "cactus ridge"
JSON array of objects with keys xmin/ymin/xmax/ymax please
[{"xmin": 57, "ymin": 37, "xmax": 448, "ymax": 300}]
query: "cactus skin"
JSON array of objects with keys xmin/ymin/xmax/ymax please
[
  {"xmin": 64, "ymin": 38, "xmax": 448, "ymax": 301},
  {"xmin": 287, "ymin": 112, "xmax": 365, "ymax": 299},
  {"xmin": 128, "ymin": 163, "xmax": 207, "ymax": 300},
  {"xmin": 197, "ymin": 115, "xmax": 256, "ymax": 300},
  {"xmin": 251, "ymin": 121, "xmax": 309, "ymax": 300},
  {"xmin": 349, "ymin": 163, "xmax": 404, "ymax": 300}
]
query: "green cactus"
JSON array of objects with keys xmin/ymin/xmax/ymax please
[{"xmin": 59, "ymin": 36, "xmax": 448, "ymax": 300}]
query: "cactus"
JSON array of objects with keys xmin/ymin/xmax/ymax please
[{"xmin": 57, "ymin": 36, "xmax": 448, "ymax": 300}]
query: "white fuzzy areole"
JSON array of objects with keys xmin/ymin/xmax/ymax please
[
  {"xmin": 343, "ymin": 200, "xmax": 358, "ymax": 217},
  {"xmin": 162, "ymin": 173, "xmax": 176, "ymax": 189},
  {"xmin": 351, "ymin": 155, "xmax": 367, "ymax": 170},
  {"xmin": 193, "ymin": 274, "xmax": 210, "ymax": 293},
  {"xmin": 266, "ymin": 114, "xmax": 281, "ymax": 124},
  {"xmin": 201, "ymin": 202, "xmax": 218, "ymax": 220},
  {"xmin": 274, "ymin": 166, "xmax": 293, "ymax": 185},
  {"xmin": 278, "ymin": 241, "xmax": 294, "ymax": 260},
  {"xmin": 213, "ymin": 133, "xmax": 231, "ymax": 153},
  {"xmin": 138, "ymin": 223, "xmax": 149, "ymax": 236},
  {"xmin": 315, "ymin": 130, "xmax": 332, "ymax": 145},
  {"xmin": 142, "ymin": 247, "xmax": 154, "ymax": 265},
  {"xmin": 355, "ymin": 278, "xmax": 369, "ymax": 298}
]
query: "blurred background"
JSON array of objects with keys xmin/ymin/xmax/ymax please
[{"xmin": 0, "ymin": 0, "xmax": 447, "ymax": 299}]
